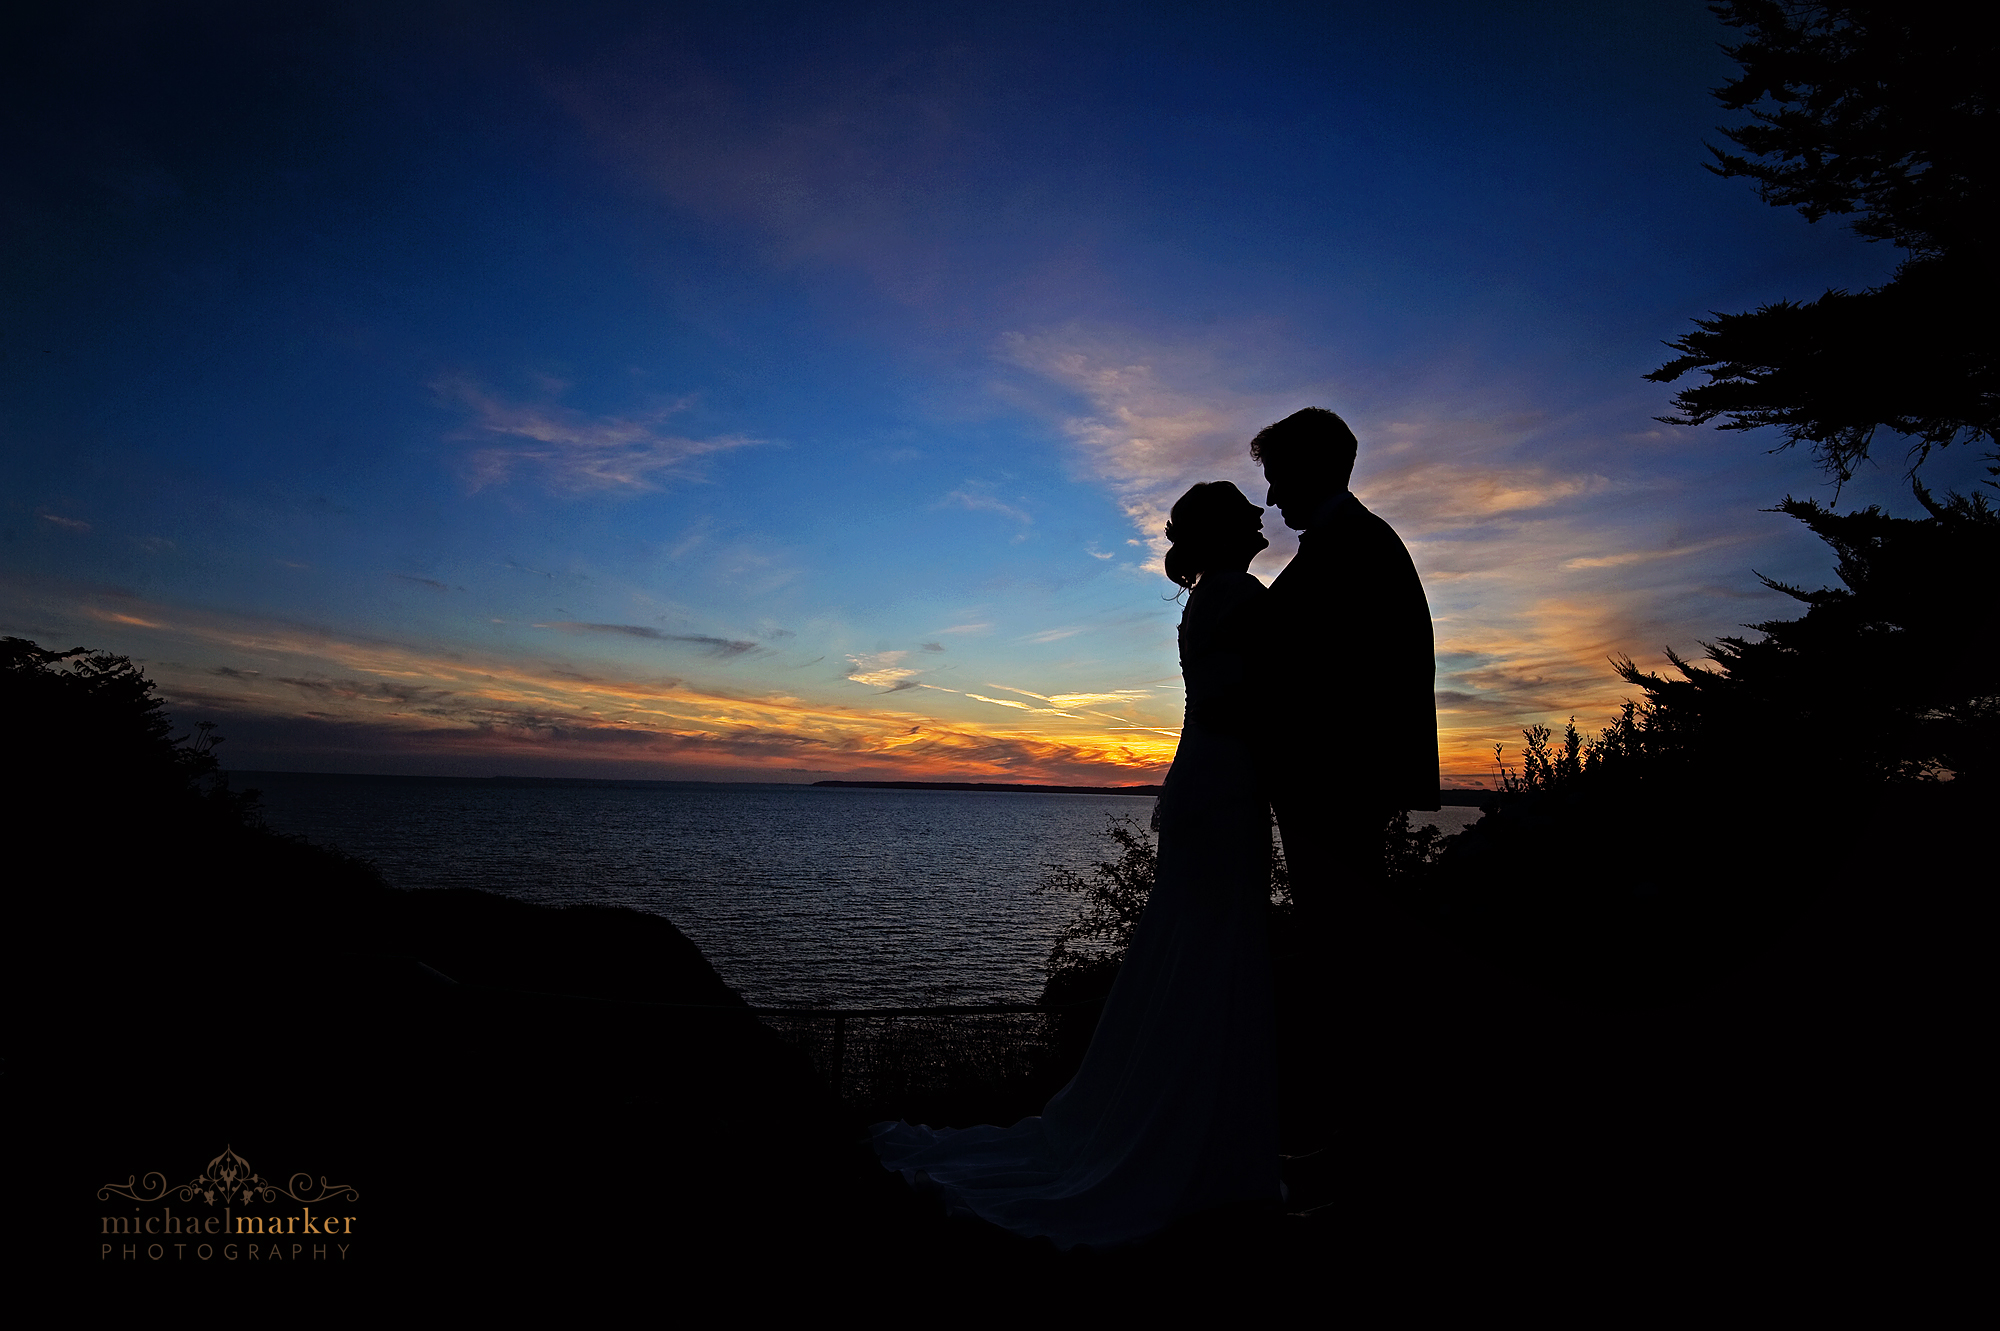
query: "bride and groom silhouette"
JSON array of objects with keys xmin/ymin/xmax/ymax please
[{"xmin": 870, "ymin": 408, "xmax": 1440, "ymax": 1248}]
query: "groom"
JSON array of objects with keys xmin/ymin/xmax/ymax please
[{"xmin": 1250, "ymin": 407, "xmax": 1439, "ymax": 1145}]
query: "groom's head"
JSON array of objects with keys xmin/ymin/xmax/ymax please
[{"xmin": 1250, "ymin": 408, "xmax": 1358, "ymax": 531}]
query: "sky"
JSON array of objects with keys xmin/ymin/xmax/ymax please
[{"xmin": 4, "ymin": 1, "xmax": 1985, "ymax": 788}]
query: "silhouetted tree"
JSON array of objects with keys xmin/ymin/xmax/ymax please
[
  {"xmin": 1483, "ymin": 485, "xmax": 1996, "ymax": 808},
  {"xmin": 1611, "ymin": 486, "xmax": 1999, "ymax": 788},
  {"xmin": 1444, "ymin": 478, "xmax": 1993, "ymax": 1003},
  {"xmin": 1648, "ymin": 2, "xmax": 1998, "ymax": 485},
  {"xmin": 2, "ymin": 636, "xmax": 258, "ymax": 835}
]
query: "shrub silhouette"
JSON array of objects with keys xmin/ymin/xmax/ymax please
[
  {"xmin": 1480, "ymin": 486, "xmax": 1997, "ymax": 817},
  {"xmin": 1035, "ymin": 810, "xmax": 1453, "ymax": 1075},
  {"xmin": 3, "ymin": 636, "xmax": 259, "ymax": 832},
  {"xmin": 1620, "ymin": 490, "xmax": 1997, "ymax": 791},
  {"xmin": 1435, "ymin": 489, "xmax": 1992, "ymax": 1003},
  {"xmin": 1035, "ymin": 816, "xmax": 1161, "ymax": 1073}
]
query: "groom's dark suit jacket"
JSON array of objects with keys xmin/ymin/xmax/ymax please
[{"xmin": 1264, "ymin": 494, "xmax": 1439, "ymax": 818}]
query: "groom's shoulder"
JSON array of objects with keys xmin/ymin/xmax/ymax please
[
  {"xmin": 1331, "ymin": 499, "xmax": 1416, "ymax": 566},
  {"xmin": 1343, "ymin": 497, "xmax": 1404, "ymax": 538},
  {"xmin": 1307, "ymin": 500, "xmax": 1412, "ymax": 561}
]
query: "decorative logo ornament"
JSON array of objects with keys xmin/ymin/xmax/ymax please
[{"xmin": 99, "ymin": 1145, "xmax": 359, "ymax": 1207}]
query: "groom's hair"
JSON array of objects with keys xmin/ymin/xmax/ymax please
[{"xmin": 1249, "ymin": 408, "xmax": 1358, "ymax": 483}]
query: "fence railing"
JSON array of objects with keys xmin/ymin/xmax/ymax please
[
  {"xmin": 747, "ymin": 1003, "xmax": 1091, "ymax": 1100},
  {"xmin": 359, "ymin": 955, "xmax": 1093, "ymax": 1101}
]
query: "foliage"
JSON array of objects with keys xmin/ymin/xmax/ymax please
[
  {"xmin": 1654, "ymin": 489, "xmax": 1995, "ymax": 785},
  {"xmin": 2, "ymin": 636, "xmax": 260, "ymax": 824},
  {"xmin": 1647, "ymin": 2, "xmax": 1999, "ymax": 484},
  {"xmin": 1493, "ymin": 720, "xmax": 1582, "ymax": 796},
  {"xmin": 8, "ymin": 636, "xmax": 174, "ymax": 770},
  {"xmin": 1701, "ymin": 0, "xmax": 1991, "ymax": 258},
  {"xmin": 1037, "ymin": 816, "xmax": 1161, "ymax": 994},
  {"xmin": 1453, "ymin": 483, "xmax": 1992, "ymax": 1003},
  {"xmin": 1491, "ymin": 486, "xmax": 1999, "ymax": 795},
  {"xmin": 1490, "ymin": 701, "xmax": 1674, "ymax": 797},
  {"xmin": 1038, "ymin": 805, "xmax": 1459, "ymax": 1001},
  {"xmin": 1382, "ymin": 809, "xmax": 1459, "ymax": 880},
  {"xmin": 1645, "ymin": 276, "xmax": 1996, "ymax": 488},
  {"xmin": 1442, "ymin": 486, "xmax": 1996, "ymax": 1001}
]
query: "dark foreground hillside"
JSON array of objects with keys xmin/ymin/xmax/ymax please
[
  {"xmin": 31, "ymin": 826, "xmax": 1352, "ymax": 1309},
  {"xmin": 29, "ymin": 805, "xmax": 1975, "ymax": 1311}
]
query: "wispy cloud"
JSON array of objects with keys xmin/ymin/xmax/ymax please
[
  {"xmin": 959, "ymin": 690, "xmax": 1074, "ymax": 716},
  {"xmin": 1560, "ymin": 536, "xmax": 1743, "ymax": 571},
  {"xmin": 438, "ymin": 378, "xmax": 759, "ymax": 493},
  {"xmin": 1045, "ymin": 690, "xmax": 1151, "ymax": 707},
  {"xmin": 41, "ymin": 513, "xmax": 91, "ymax": 533},
  {"xmin": 87, "ymin": 608, "xmax": 164, "ymax": 628},
  {"xmin": 539, "ymin": 622, "xmax": 757, "ymax": 656},
  {"xmin": 846, "ymin": 650, "xmax": 920, "ymax": 689},
  {"xmin": 984, "ymin": 684, "xmax": 1053, "ymax": 701},
  {"xmin": 960, "ymin": 683, "xmax": 1082, "ymax": 716},
  {"xmin": 939, "ymin": 487, "xmax": 1033, "ymax": 525},
  {"xmin": 394, "ymin": 574, "xmax": 454, "ymax": 591},
  {"xmin": 1023, "ymin": 626, "xmax": 1084, "ymax": 644},
  {"xmin": 996, "ymin": 327, "xmax": 1321, "ymax": 573},
  {"xmin": 959, "ymin": 681, "xmax": 1152, "ymax": 723}
]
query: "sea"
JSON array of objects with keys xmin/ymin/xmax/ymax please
[{"xmin": 237, "ymin": 772, "xmax": 1484, "ymax": 1008}]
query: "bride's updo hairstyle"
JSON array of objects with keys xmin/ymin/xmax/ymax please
[{"xmin": 1163, "ymin": 481, "xmax": 1267, "ymax": 591}]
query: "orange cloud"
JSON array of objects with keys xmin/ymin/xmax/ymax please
[{"xmin": 45, "ymin": 592, "xmax": 1178, "ymax": 783}]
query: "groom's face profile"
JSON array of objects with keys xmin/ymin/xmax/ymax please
[{"xmin": 1261, "ymin": 456, "xmax": 1339, "ymax": 531}]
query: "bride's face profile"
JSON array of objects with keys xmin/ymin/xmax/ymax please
[
  {"xmin": 1213, "ymin": 515, "xmax": 1268, "ymax": 576},
  {"xmin": 1165, "ymin": 481, "xmax": 1267, "ymax": 588}
]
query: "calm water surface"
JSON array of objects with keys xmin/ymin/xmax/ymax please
[{"xmin": 240, "ymin": 773, "xmax": 1482, "ymax": 1006}]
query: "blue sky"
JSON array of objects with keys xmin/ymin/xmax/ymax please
[{"xmin": 5, "ymin": 1, "xmax": 1983, "ymax": 784}]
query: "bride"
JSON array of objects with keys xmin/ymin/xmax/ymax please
[{"xmin": 869, "ymin": 481, "xmax": 1282, "ymax": 1250}]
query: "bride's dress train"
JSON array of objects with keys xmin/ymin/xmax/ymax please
[{"xmin": 868, "ymin": 571, "xmax": 1279, "ymax": 1250}]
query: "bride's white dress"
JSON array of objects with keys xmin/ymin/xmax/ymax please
[{"xmin": 868, "ymin": 571, "xmax": 1279, "ymax": 1250}]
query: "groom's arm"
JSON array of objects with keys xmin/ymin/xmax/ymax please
[
  {"xmin": 1341, "ymin": 515, "xmax": 1439, "ymax": 811},
  {"xmin": 1269, "ymin": 517, "xmax": 1433, "ymax": 810}
]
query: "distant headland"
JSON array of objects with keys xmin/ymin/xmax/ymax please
[
  {"xmin": 230, "ymin": 770, "xmax": 1493, "ymax": 805},
  {"xmin": 812, "ymin": 780, "xmax": 1163, "ymax": 796},
  {"xmin": 812, "ymin": 780, "xmax": 1493, "ymax": 805}
]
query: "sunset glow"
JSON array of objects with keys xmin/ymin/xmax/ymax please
[{"xmin": 7, "ymin": 3, "xmax": 1984, "ymax": 789}]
